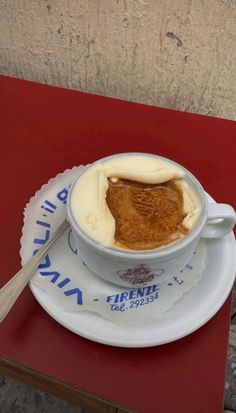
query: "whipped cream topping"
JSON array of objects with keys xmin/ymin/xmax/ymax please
[{"xmin": 70, "ymin": 156, "xmax": 201, "ymax": 247}]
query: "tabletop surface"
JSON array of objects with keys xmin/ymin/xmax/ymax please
[{"xmin": 0, "ymin": 75, "xmax": 235, "ymax": 413}]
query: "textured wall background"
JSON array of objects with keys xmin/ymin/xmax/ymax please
[{"xmin": 0, "ymin": 0, "xmax": 236, "ymax": 120}]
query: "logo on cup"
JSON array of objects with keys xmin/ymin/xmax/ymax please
[{"xmin": 117, "ymin": 264, "xmax": 165, "ymax": 286}]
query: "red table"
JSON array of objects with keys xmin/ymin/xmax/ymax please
[{"xmin": 0, "ymin": 75, "xmax": 235, "ymax": 413}]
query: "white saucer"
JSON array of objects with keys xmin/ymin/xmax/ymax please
[
  {"xmin": 30, "ymin": 230, "xmax": 236, "ymax": 348},
  {"xmin": 21, "ymin": 166, "xmax": 236, "ymax": 348}
]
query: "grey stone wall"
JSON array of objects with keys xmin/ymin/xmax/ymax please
[{"xmin": 0, "ymin": 0, "xmax": 235, "ymax": 120}]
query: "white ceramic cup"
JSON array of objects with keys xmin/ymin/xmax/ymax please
[{"xmin": 67, "ymin": 153, "xmax": 236, "ymax": 288}]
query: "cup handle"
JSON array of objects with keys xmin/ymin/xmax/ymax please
[{"xmin": 201, "ymin": 203, "xmax": 236, "ymax": 238}]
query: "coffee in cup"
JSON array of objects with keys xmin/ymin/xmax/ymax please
[{"xmin": 69, "ymin": 154, "xmax": 201, "ymax": 251}]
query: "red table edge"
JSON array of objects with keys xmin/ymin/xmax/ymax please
[
  {"xmin": 0, "ymin": 355, "xmax": 135, "ymax": 413},
  {"xmin": 1, "ymin": 74, "xmax": 235, "ymax": 125}
]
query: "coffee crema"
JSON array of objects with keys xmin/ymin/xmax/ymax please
[{"xmin": 106, "ymin": 178, "xmax": 188, "ymax": 250}]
